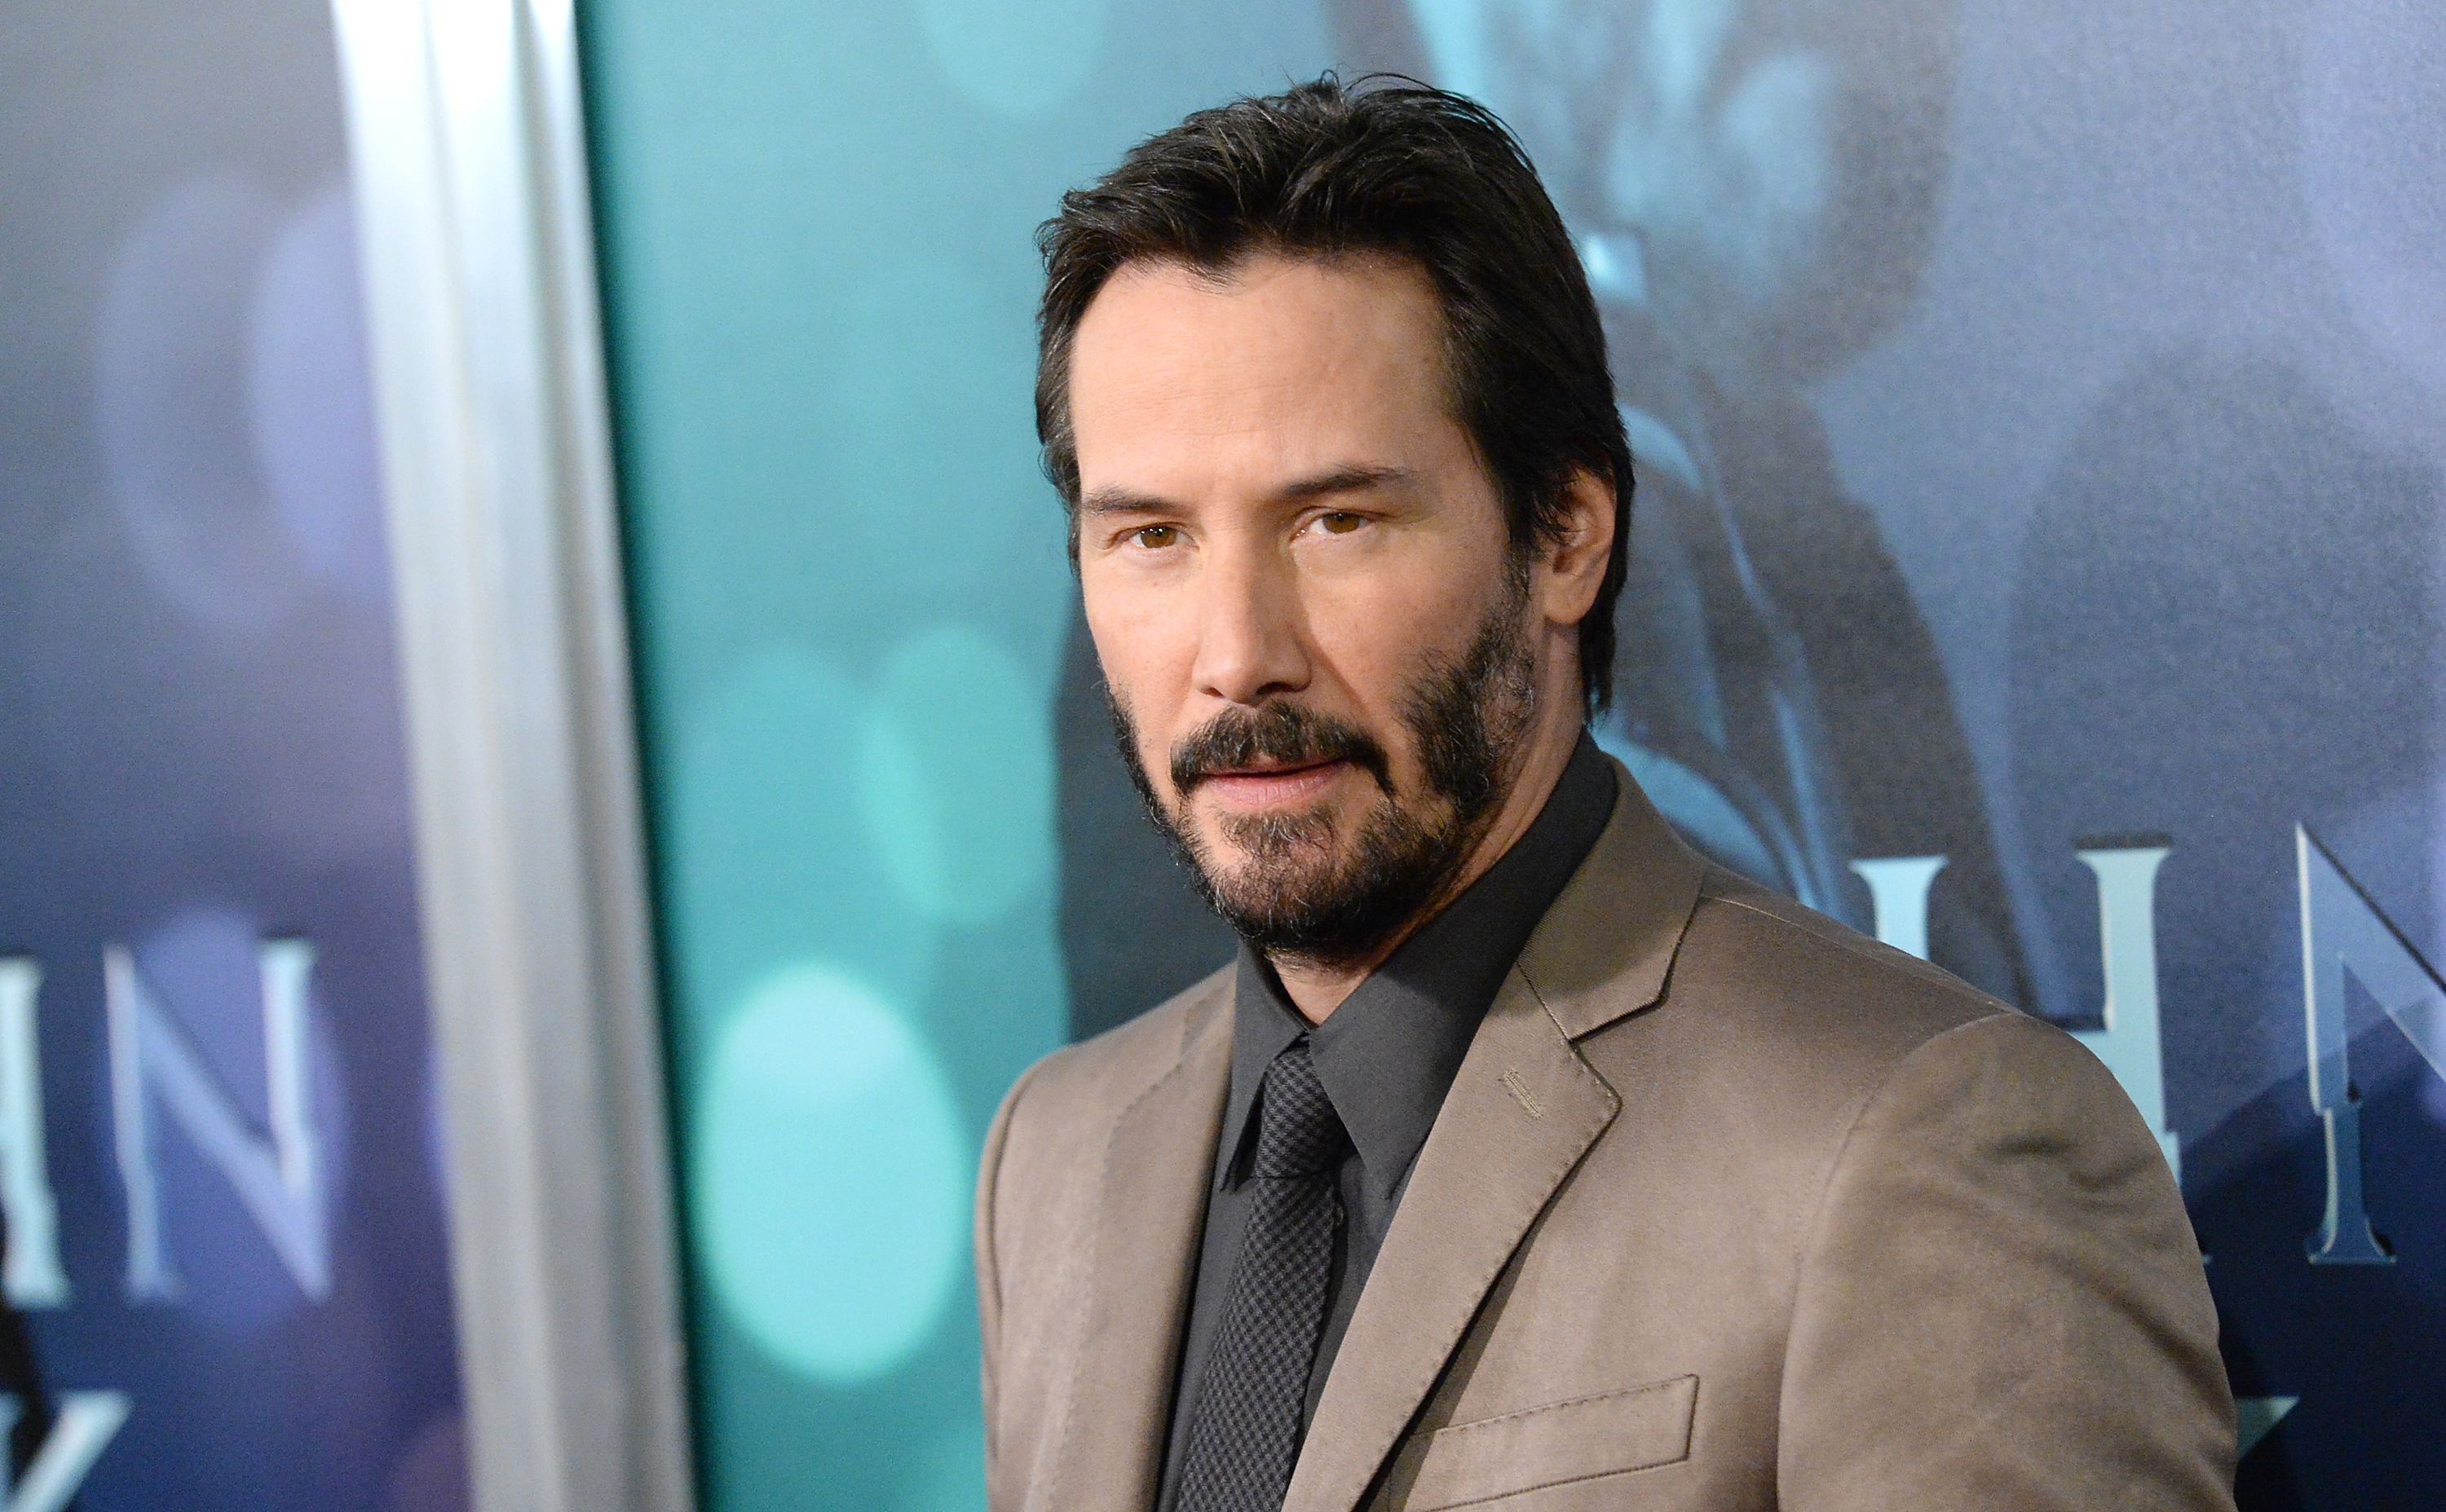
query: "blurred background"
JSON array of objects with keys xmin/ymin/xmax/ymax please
[{"xmin": 4, "ymin": 0, "xmax": 2442, "ymax": 1508}]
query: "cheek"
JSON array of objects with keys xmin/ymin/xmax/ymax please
[
  {"xmin": 1302, "ymin": 557, "xmax": 1492, "ymax": 712},
  {"xmin": 1083, "ymin": 585, "xmax": 1194, "ymax": 737}
]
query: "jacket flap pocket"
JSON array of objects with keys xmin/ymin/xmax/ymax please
[{"xmin": 1393, "ymin": 1375, "xmax": 1698, "ymax": 1510}]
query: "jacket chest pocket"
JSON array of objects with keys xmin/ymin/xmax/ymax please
[{"xmin": 1385, "ymin": 1375, "xmax": 1698, "ymax": 1510}]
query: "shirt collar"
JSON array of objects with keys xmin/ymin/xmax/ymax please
[{"xmin": 1218, "ymin": 732, "xmax": 1618, "ymax": 1200}]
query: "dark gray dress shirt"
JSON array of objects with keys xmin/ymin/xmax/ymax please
[{"xmin": 1156, "ymin": 733, "xmax": 1618, "ymax": 1509}]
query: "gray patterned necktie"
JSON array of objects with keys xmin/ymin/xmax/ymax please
[{"xmin": 1176, "ymin": 1036, "xmax": 1352, "ymax": 1512}]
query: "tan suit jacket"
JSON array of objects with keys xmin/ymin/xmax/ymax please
[{"xmin": 976, "ymin": 765, "xmax": 2236, "ymax": 1511}]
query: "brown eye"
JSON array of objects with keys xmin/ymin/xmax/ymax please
[
  {"xmin": 1132, "ymin": 525, "xmax": 1179, "ymax": 549},
  {"xmin": 1313, "ymin": 511, "xmax": 1364, "ymax": 536}
]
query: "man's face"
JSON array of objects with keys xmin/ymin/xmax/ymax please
[{"xmin": 1068, "ymin": 252, "xmax": 1542, "ymax": 965}]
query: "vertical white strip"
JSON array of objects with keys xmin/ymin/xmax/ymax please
[
  {"xmin": 102, "ymin": 946, "xmax": 171, "ymax": 1301},
  {"xmin": 261, "ymin": 941, "xmax": 319, "ymax": 1205},
  {"xmin": 1847, "ymin": 855, "xmax": 1948, "ymax": 961},
  {"xmin": 0, "ymin": 962, "xmax": 64, "ymax": 1307},
  {"xmin": 325, "ymin": 2, "xmax": 695, "ymax": 1509},
  {"xmin": 2069, "ymin": 846, "xmax": 2179, "ymax": 1183},
  {"xmin": 2296, "ymin": 825, "xmax": 2433, "ymax": 1264}
]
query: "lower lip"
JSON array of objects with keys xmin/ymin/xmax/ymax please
[{"xmin": 1199, "ymin": 760, "xmax": 1348, "ymax": 809}]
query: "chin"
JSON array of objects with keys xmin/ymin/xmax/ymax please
[{"xmin": 1207, "ymin": 797, "xmax": 1353, "ymax": 858}]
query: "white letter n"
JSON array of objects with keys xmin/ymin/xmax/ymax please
[{"xmin": 104, "ymin": 939, "xmax": 329, "ymax": 1301}]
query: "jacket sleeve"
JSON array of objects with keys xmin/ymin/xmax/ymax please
[
  {"xmin": 1777, "ymin": 1012, "xmax": 2236, "ymax": 1511},
  {"xmin": 976, "ymin": 1059, "xmax": 1040, "ymax": 1512}
]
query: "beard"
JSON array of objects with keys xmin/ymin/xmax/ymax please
[{"xmin": 1106, "ymin": 586, "xmax": 1540, "ymax": 969}]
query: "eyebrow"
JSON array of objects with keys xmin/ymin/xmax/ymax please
[
  {"xmin": 1080, "ymin": 487, "xmax": 1175, "ymax": 517},
  {"xmin": 1278, "ymin": 465, "xmax": 1411, "ymax": 502},
  {"xmin": 1079, "ymin": 465, "xmax": 1413, "ymax": 517}
]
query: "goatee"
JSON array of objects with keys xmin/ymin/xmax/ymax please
[{"xmin": 1106, "ymin": 595, "xmax": 1539, "ymax": 969}]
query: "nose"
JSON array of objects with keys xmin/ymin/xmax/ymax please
[{"xmin": 1190, "ymin": 536, "xmax": 1311, "ymax": 707}]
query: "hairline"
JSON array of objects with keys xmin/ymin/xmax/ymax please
[{"xmin": 1055, "ymin": 242, "xmax": 1479, "ymax": 501}]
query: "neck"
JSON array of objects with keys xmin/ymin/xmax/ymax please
[{"xmin": 1269, "ymin": 711, "xmax": 1586, "ymax": 1025}]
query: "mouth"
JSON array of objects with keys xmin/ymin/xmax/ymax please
[{"xmin": 1192, "ymin": 757, "xmax": 1350, "ymax": 810}]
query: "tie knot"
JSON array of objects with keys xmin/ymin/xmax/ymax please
[{"xmin": 1252, "ymin": 1038, "xmax": 1349, "ymax": 1179}]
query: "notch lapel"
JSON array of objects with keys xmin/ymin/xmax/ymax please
[
  {"xmin": 1047, "ymin": 991, "xmax": 1232, "ymax": 1512},
  {"xmin": 1283, "ymin": 976, "xmax": 1620, "ymax": 1512},
  {"xmin": 1520, "ymin": 759, "xmax": 1706, "ymax": 1040},
  {"xmin": 1280, "ymin": 758, "xmax": 1705, "ymax": 1512}
]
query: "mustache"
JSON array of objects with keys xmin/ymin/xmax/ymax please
[{"xmin": 1169, "ymin": 702, "xmax": 1393, "ymax": 799}]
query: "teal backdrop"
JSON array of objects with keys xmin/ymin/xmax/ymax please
[
  {"xmin": 580, "ymin": 6, "xmax": 1334, "ymax": 1509},
  {"xmin": 584, "ymin": 2, "xmax": 2446, "ymax": 1509}
]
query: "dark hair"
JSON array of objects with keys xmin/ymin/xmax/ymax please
[{"xmin": 1035, "ymin": 73, "xmax": 1634, "ymax": 714}]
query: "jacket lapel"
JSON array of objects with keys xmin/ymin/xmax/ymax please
[
  {"xmin": 1047, "ymin": 985, "xmax": 1232, "ymax": 1512},
  {"xmin": 1511, "ymin": 757, "xmax": 1706, "ymax": 1041},
  {"xmin": 1284, "ymin": 976, "xmax": 1618, "ymax": 1512},
  {"xmin": 1282, "ymin": 760, "xmax": 1707, "ymax": 1512}
]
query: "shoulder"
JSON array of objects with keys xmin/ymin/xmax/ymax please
[
  {"xmin": 1739, "ymin": 884, "xmax": 2228, "ymax": 1503},
  {"xmin": 1522, "ymin": 762, "xmax": 2046, "ymax": 1137},
  {"xmin": 1556, "ymin": 864, "xmax": 2092, "ymax": 1184},
  {"xmin": 1656, "ymin": 864, "xmax": 2023, "ymax": 1073},
  {"xmin": 1572, "ymin": 864, "xmax": 2186, "ymax": 1240}
]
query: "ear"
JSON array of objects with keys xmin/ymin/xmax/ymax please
[{"xmin": 1534, "ymin": 469, "xmax": 1618, "ymax": 628}]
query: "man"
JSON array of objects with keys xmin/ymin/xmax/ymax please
[{"xmin": 977, "ymin": 77, "xmax": 2234, "ymax": 1512}]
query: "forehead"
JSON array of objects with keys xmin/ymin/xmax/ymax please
[{"xmin": 1066, "ymin": 251, "xmax": 1457, "ymax": 479}]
